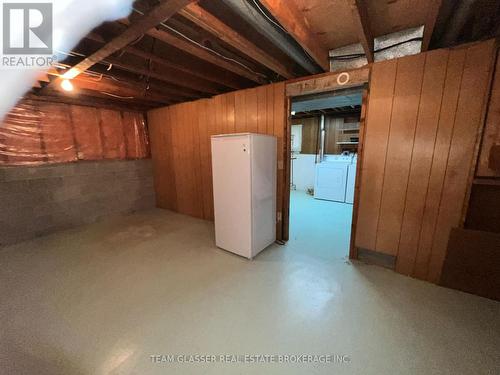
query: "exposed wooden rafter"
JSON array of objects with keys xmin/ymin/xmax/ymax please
[
  {"xmin": 85, "ymin": 32, "xmax": 241, "ymax": 90},
  {"xmin": 258, "ymin": 0, "xmax": 330, "ymax": 71},
  {"xmin": 66, "ymin": 75, "xmax": 175, "ymax": 105},
  {"xmin": 179, "ymin": 3, "xmax": 295, "ymax": 78},
  {"xmin": 25, "ymin": 92, "xmax": 159, "ymax": 112},
  {"xmin": 139, "ymin": 26, "xmax": 267, "ymax": 84},
  {"xmin": 346, "ymin": 0, "xmax": 374, "ymax": 63},
  {"xmin": 422, "ymin": 0, "xmax": 444, "ymax": 51},
  {"xmin": 101, "ymin": 55, "xmax": 221, "ymax": 95},
  {"xmin": 63, "ymin": 0, "xmax": 196, "ymax": 80},
  {"xmin": 118, "ymin": 16, "xmax": 266, "ymax": 84}
]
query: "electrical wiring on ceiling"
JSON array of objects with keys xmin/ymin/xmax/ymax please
[
  {"xmin": 132, "ymin": 7, "xmax": 266, "ymax": 79},
  {"xmin": 250, "ymin": 0, "xmax": 287, "ymax": 34},
  {"xmin": 99, "ymin": 91, "xmax": 135, "ymax": 99},
  {"xmin": 51, "ymin": 58, "xmax": 150, "ymax": 101}
]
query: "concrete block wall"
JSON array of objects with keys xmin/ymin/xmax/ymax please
[{"xmin": 0, "ymin": 160, "xmax": 155, "ymax": 246}]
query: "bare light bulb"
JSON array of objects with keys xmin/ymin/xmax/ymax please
[{"xmin": 61, "ymin": 79, "xmax": 74, "ymax": 92}]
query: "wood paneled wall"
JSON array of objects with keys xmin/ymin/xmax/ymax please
[
  {"xmin": 148, "ymin": 40, "xmax": 495, "ymax": 285},
  {"xmin": 148, "ymin": 83, "xmax": 287, "ymax": 238},
  {"xmin": 477, "ymin": 49, "xmax": 500, "ymax": 177},
  {"xmin": 355, "ymin": 40, "xmax": 496, "ymax": 283}
]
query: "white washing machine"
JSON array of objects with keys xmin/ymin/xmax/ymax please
[{"xmin": 314, "ymin": 155, "xmax": 356, "ymax": 203}]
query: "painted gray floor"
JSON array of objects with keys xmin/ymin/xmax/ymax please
[{"xmin": 1, "ymin": 192, "xmax": 499, "ymax": 374}]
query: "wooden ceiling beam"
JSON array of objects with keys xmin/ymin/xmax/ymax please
[
  {"xmin": 86, "ymin": 32, "xmax": 244, "ymax": 90},
  {"xmin": 86, "ymin": 32, "xmax": 239, "ymax": 91},
  {"xmin": 63, "ymin": 0, "xmax": 196, "ymax": 80},
  {"xmin": 258, "ymin": 0, "xmax": 329, "ymax": 71},
  {"xmin": 422, "ymin": 0, "xmax": 444, "ymax": 51},
  {"xmin": 38, "ymin": 68, "xmax": 177, "ymax": 105},
  {"xmin": 26, "ymin": 92, "xmax": 158, "ymax": 112},
  {"xmin": 99, "ymin": 55, "xmax": 213, "ymax": 97},
  {"xmin": 119, "ymin": 18, "xmax": 267, "ymax": 84},
  {"xmin": 58, "ymin": 54, "xmax": 201, "ymax": 100},
  {"xmin": 346, "ymin": 0, "xmax": 374, "ymax": 63},
  {"xmin": 69, "ymin": 76, "xmax": 175, "ymax": 104},
  {"xmin": 178, "ymin": 3, "xmax": 295, "ymax": 78}
]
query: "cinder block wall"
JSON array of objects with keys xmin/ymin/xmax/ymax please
[{"xmin": 0, "ymin": 160, "xmax": 155, "ymax": 246}]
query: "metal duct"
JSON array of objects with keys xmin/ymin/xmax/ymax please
[
  {"xmin": 319, "ymin": 114, "xmax": 325, "ymax": 162},
  {"xmin": 220, "ymin": 0, "xmax": 321, "ymax": 74}
]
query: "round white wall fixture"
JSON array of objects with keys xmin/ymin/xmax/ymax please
[{"xmin": 337, "ymin": 72, "xmax": 350, "ymax": 86}]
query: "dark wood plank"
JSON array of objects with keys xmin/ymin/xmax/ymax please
[{"xmin": 346, "ymin": 0, "xmax": 374, "ymax": 62}]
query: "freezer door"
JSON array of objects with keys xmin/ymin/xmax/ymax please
[{"xmin": 211, "ymin": 135, "xmax": 252, "ymax": 257}]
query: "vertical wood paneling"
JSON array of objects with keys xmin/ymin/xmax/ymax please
[
  {"xmin": 354, "ymin": 40, "xmax": 495, "ymax": 283},
  {"xmin": 245, "ymin": 88, "xmax": 259, "ymax": 133},
  {"xmin": 355, "ymin": 59, "xmax": 397, "ymax": 250},
  {"xmin": 197, "ymin": 100, "xmax": 211, "ymax": 220},
  {"xmin": 148, "ymin": 108, "xmax": 177, "ymax": 210},
  {"xmin": 274, "ymin": 82, "xmax": 286, "ymax": 239},
  {"xmin": 427, "ymin": 41, "xmax": 495, "ymax": 283},
  {"xmin": 266, "ymin": 84, "xmax": 275, "ymax": 135},
  {"xmin": 147, "ymin": 40, "xmax": 495, "ymax": 278},
  {"xmin": 476, "ymin": 50, "xmax": 500, "ymax": 177},
  {"xmin": 234, "ymin": 90, "xmax": 246, "ymax": 134},
  {"xmin": 375, "ymin": 53, "xmax": 426, "ymax": 255},
  {"xmin": 206, "ymin": 98, "xmax": 217, "ymax": 219},
  {"xmin": 413, "ymin": 48, "xmax": 467, "ymax": 279},
  {"xmin": 257, "ymin": 86, "xmax": 268, "ymax": 134},
  {"xmin": 350, "ymin": 88, "xmax": 369, "ymax": 259},
  {"xmin": 226, "ymin": 92, "xmax": 236, "ymax": 134},
  {"xmin": 148, "ymin": 82, "xmax": 287, "ymax": 239},
  {"xmin": 189, "ymin": 103, "xmax": 204, "ymax": 219},
  {"xmin": 396, "ymin": 49, "xmax": 449, "ymax": 275},
  {"xmin": 171, "ymin": 105, "xmax": 189, "ymax": 215}
]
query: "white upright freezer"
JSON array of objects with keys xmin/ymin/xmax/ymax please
[{"xmin": 211, "ymin": 133, "xmax": 277, "ymax": 259}]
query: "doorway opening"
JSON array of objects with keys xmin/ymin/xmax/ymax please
[{"xmin": 288, "ymin": 88, "xmax": 364, "ymax": 260}]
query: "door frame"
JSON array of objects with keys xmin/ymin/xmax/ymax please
[{"xmin": 282, "ymin": 67, "xmax": 371, "ymax": 260}]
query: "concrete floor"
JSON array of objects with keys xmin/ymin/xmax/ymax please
[
  {"xmin": 1, "ymin": 193, "xmax": 499, "ymax": 375},
  {"xmin": 289, "ymin": 190, "xmax": 353, "ymax": 259}
]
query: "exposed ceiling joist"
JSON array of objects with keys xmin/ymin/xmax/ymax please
[
  {"xmin": 119, "ymin": 19, "xmax": 267, "ymax": 84},
  {"xmin": 102, "ymin": 55, "xmax": 221, "ymax": 95},
  {"xmin": 26, "ymin": 92, "xmax": 159, "ymax": 112},
  {"xmin": 99, "ymin": 56, "xmax": 210, "ymax": 97},
  {"xmin": 58, "ymin": 55, "xmax": 200, "ymax": 100},
  {"xmin": 86, "ymin": 32, "xmax": 242, "ymax": 90},
  {"xmin": 422, "ymin": 0, "xmax": 444, "ymax": 51},
  {"xmin": 67, "ymin": 76, "xmax": 175, "ymax": 104},
  {"xmin": 179, "ymin": 3, "xmax": 295, "ymax": 78},
  {"xmin": 346, "ymin": 0, "xmax": 374, "ymax": 63},
  {"xmin": 63, "ymin": 0, "xmax": 196, "ymax": 80},
  {"xmin": 258, "ymin": 0, "xmax": 330, "ymax": 71},
  {"xmin": 38, "ymin": 66, "xmax": 179, "ymax": 104}
]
